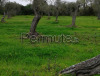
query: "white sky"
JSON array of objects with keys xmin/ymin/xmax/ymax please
[{"xmin": 9, "ymin": 0, "xmax": 77, "ymax": 6}]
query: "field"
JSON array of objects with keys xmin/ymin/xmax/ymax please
[{"xmin": 0, "ymin": 15, "xmax": 100, "ymax": 76}]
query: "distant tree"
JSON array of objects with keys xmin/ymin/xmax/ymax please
[
  {"xmin": 67, "ymin": 2, "xmax": 80, "ymax": 27},
  {"xmin": 42, "ymin": 0, "xmax": 55, "ymax": 20},
  {"xmin": 54, "ymin": 0, "xmax": 61, "ymax": 22},
  {"xmin": 1, "ymin": 12, "xmax": 6, "ymax": 22},
  {"xmin": 0, "ymin": 0, "xmax": 7, "ymax": 8},
  {"xmin": 60, "ymin": 2, "xmax": 68, "ymax": 16},
  {"xmin": 0, "ymin": 0, "xmax": 8, "ymax": 22},
  {"xmin": 49, "ymin": 5, "xmax": 56, "ymax": 16},
  {"xmin": 47, "ymin": 5, "xmax": 51, "ymax": 19},
  {"xmin": 20, "ymin": 4, "xmax": 34, "ymax": 15},
  {"xmin": 46, "ymin": 0, "xmax": 53, "ymax": 20},
  {"xmin": 77, "ymin": 0, "xmax": 87, "ymax": 15},
  {"xmin": 0, "ymin": 0, "xmax": 3, "ymax": 14},
  {"xmin": 93, "ymin": 0, "xmax": 100, "ymax": 20},
  {"xmin": 5, "ymin": 2, "xmax": 21, "ymax": 19}
]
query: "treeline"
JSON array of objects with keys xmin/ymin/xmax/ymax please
[
  {"xmin": 0, "ymin": 1, "xmax": 96, "ymax": 16},
  {"xmin": 0, "ymin": 0, "xmax": 100, "ymax": 35}
]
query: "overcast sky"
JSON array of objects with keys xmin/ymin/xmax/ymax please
[{"xmin": 9, "ymin": 0, "xmax": 77, "ymax": 6}]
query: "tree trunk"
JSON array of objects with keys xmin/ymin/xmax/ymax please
[
  {"xmin": 28, "ymin": 0, "xmax": 44, "ymax": 37},
  {"xmin": 30, "ymin": 15, "xmax": 41, "ymax": 36},
  {"xmin": 60, "ymin": 55, "xmax": 100, "ymax": 76},
  {"xmin": 7, "ymin": 12, "xmax": 11, "ymax": 19},
  {"xmin": 68, "ymin": 10, "xmax": 77, "ymax": 27},
  {"xmin": 48, "ymin": 12, "xmax": 50, "ymax": 20},
  {"xmin": 55, "ymin": 10, "xmax": 59, "ymax": 22},
  {"xmin": 95, "ymin": 1, "xmax": 100, "ymax": 20},
  {"xmin": 97, "ymin": 12, "xmax": 100, "ymax": 20},
  {"xmin": 71, "ymin": 10, "xmax": 77, "ymax": 27},
  {"xmin": 7, "ymin": 14, "xmax": 11, "ymax": 19},
  {"xmin": 67, "ymin": 4, "xmax": 80, "ymax": 28},
  {"xmin": 1, "ymin": 12, "xmax": 6, "ymax": 22},
  {"xmin": 55, "ymin": 15, "xmax": 58, "ymax": 22},
  {"xmin": 83, "ymin": 0, "xmax": 86, "ymax": 11}
]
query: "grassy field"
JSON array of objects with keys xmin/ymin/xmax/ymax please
[{"xmin": 0, "ymin": 15, "xmax": 100, "ymax": 76}]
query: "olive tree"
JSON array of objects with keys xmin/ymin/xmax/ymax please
[
  {"xmin": 47, "ymin": 4, "xmax": 51, "ymax": 19},
  {"xmin": 46, "ymin": 0, "xmax": 53, "ymax": 20},
  {"xmin": 0, "ymin": 0, "xmax": 8, "ymax": 22},
  {"xmin": 67, "ymin": 2, "xmax": 80, "ymax": 27},
  {"xmin": 86, "ymin": 0, "xmax": 100, "ymax": 19},
  {"xmin": 5, "ymin": 2, "xmax": 21, "ymax": 19},
  {"xmin": 77, "ymin": 0, "xmax": 94, "ymax": 16},
  {"xmin": 28, "ymin": 0, "xmax": 47, "ymax": 36},
  {"xmin": 93, "ymin": 0, "xmax": 100, "ymax": 20},
  {"xmin": 54, "ymin": 0, "xmax": 61, "ymax": 22}
]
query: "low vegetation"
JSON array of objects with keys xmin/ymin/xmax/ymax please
[{"xmin": 0, "ymin": 15, "xmax": 100, "ymax": 76}]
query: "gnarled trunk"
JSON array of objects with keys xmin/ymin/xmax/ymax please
[
  {"xmin": 30, "ymin": 15, "xmax": 41, "ymax": 36},
  {"xmin": 60, "ymin": 55, "xmax": 100, "ymax": 76},
  {"xmin": 28, "ymin": 0, "xmax": 46, "ymax": 37},
  {"xmin": 1, "ymin": 12, "xmax": 6, "ymax": 22}
]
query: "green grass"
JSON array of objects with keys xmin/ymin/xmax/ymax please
[{"xmin": 0, "ymin": 15, "xmax": 100, "ymax": 76}]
